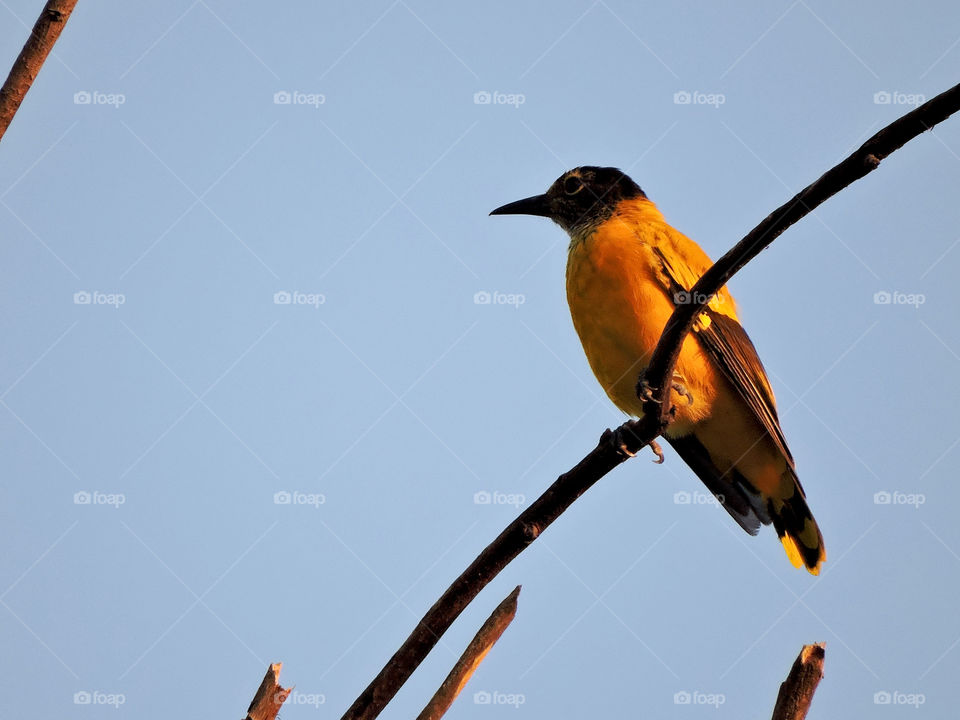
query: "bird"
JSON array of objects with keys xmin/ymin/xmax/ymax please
[{"xmin": 490, "ymin": 166, "xmax": 825, "ymax": 575}]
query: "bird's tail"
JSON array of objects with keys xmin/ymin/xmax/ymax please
[{"xmin": 769, "ymin": 474, "xmax": 826, "ymax": 575}]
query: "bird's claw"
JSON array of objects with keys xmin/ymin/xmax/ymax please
[
  {"xmin": 648, "ymin": 438, "xmax": 665, "ymax": 464},
  {"xmin": 671, "ymin": 380, "xmax": 694, "ymax": 407},
  {"xmin": 611, "ymin": 420, "xmax": 664, "ymax": 463},
  {"xmin": 637, "ymin": 378, "xmax": 660, "ymax": 404},
  {"xmin": 637, "ymin": 375, "xmax": 694, "ymax": 408}
]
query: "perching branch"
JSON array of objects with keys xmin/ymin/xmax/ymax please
[
  {"xmin": 639, "ymin": 82, "xmax": 960, "ymax": 427},
  {"xmin": 244, "ymin": 663, "xmax": 291, "ymax": 720},
  {"xmin": 341, "ymin": 82, "xmax": 960, "ymax": 720},
  {"xmin": 771, "ymin": 643, "xmax": 826, "ymax": 720},
  {"xmin": 416, "ymin": 586, "xmax": 520, "ymax": 720},
  {"xmin": 0, "ymin": 0, "xmax": 78, "ymax": 143},
  {"xmin": 341, "ymin": 443, "xmax": 624, "ymax": 720}
]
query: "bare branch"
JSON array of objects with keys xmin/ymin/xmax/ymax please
[
  {"xmin": 341, "ymin": 82, "xmax": 960, "ymax": 720},
  {"xmin": 0, "ymin": 0, "xmax": 79, "ymax": 143},
  {"xmin": 638, "ymin": 82, "xmax": 960, "ymax": 427},
  {"xmin": 771, "ymin": 644, "xmax": 826, "ymax": 720},
  {"xmin": 416, "ymin": 586, "xmax": 520, "ymax": 720},
  {"xmin": 341, "ymin": 434, "xmax": 625, "ymax": 720},
  {"xmin": 245, "ymin": 663, "xmax": 291, "ymax": 720}
]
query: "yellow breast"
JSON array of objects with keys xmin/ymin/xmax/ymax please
[{"xmin": 564, "ymin": 202, "xmax": 723, "ymax": 431}]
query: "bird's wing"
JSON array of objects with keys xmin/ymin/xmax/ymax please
[{"xmin": 651, "ymin": 246, "xmax": 795, "ymax": 469}]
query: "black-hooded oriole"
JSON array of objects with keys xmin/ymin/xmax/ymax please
[{"xmin": 491, "ymin": 166, "xmax": 825, "ymax": 575}]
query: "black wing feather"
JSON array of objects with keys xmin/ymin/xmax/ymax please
[
  {"xmin": 694, "ymin": 309, "xmax": 795, "ymax": 471},
  {"xmin": 652, "ymin": 247, "xmax": 802, "ymax": 530}
]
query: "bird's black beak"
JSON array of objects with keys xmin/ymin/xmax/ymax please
[{"xmin": 489, "ymin": 193, "xmax": 552, "ymax": 218}]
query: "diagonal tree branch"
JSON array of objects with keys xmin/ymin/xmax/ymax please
[
  {"xmin": 341, "ymin": 81, "xmax": 960, "ymax": 720},
  {"xmin": 771, "ymin": 643, "xmax": 826, "ymax": 720},
  {"xmin": 416, "ymin": 586, "xmax": 520, "ymax": 720},
  {"xmin": 0, "ymin": 0, "xmax": 79, "ymax": 144},
  {"xmin": 639, "ymin": 82, "xmax": 960, "ymax": 425}
]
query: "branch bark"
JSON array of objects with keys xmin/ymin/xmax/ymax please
[
  {"xmin": 244, "ymin": 663, "xmax": 291, "ymax": 720},
  {"xmin": 771, "ymin": 643, "xmax": 826, "ymax": 720},
  {"xmin": 0, "ymin": 0, "xmax": 79, "ymax": 143},
  {"xmin": 639, "ymin": 82, "xmax": 960, "ymax": 425},
  {"xmin": 416, "ymin": 586, "xmax": 520, "ymax": 720},
  {"xmin": 341, "ymin": 431, "xmax": 628, "ymax": 720},
  {"xmin": 341, "ymin": 81, "xmax": 960, "ymax": 720}
]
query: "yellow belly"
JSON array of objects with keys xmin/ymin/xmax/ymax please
[{"xmin": 565, "ymin": 227, "xmax": 718, "ymax": 436}]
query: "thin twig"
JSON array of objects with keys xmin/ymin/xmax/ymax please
[
  {"xmin": 0, "ymin": 0, "xmax": 79, "ymax": 143},
  {"xmin": 416, "ymin": 586, "xmax": 520, "ymax": 720},
  {"xmin": 244, "ymin": 663, "xmax": 291, "ymax": 720},
  {"xmin": 771, "ymin": 644, "xmax": 825, "ymax": 720},
  {"xmin": 341, "ymin": 81, "xmax": 960, "ymax": 720}
]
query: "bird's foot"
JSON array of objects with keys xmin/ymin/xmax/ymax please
[
  {"xmin": 637, "ymin": 378, "xmax": 660, "ymax": 404},
  {"xmin": 671, "ymin": 377, "xmax": 694, "ymax": 407},
  {"xmin": 611, "ymin": 420, "xmax": 664, "ymax": 463},
  {"xmin": 637, "ymin": 375, "xmax": 694, "ymax": 409},
  {"xmin": 647, "ymin": 438, "xmax": 665, "ymax": 464}
]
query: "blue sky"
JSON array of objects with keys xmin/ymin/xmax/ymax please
[{"xmin": 2, "ymin": 1, "xmax": 959, "ymax": 717}]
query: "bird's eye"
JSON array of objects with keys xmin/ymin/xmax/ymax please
[{"xmin": 563, "ymin": 176, "xmax": 583, "ymax": 195}]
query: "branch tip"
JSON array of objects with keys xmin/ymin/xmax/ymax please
[
  {"xmin": 245, "ymin": 663, "xmax": 291, "ymax": 720},
  {"xmin": 416, "ymin": 587, "xmax": 521, "ymax": 720},
  {"xmin": 771, "ymin": 643, "xmax": 826, "ymax": 720}
]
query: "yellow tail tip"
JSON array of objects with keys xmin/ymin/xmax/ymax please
[{"xmin": 780, "ymin": 534, "xmax": 824, "ymax": 576}]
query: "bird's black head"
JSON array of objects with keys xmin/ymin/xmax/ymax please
[{"xmin": 490, "ymin": 167, "xmax": 646, "ymax": 235}]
